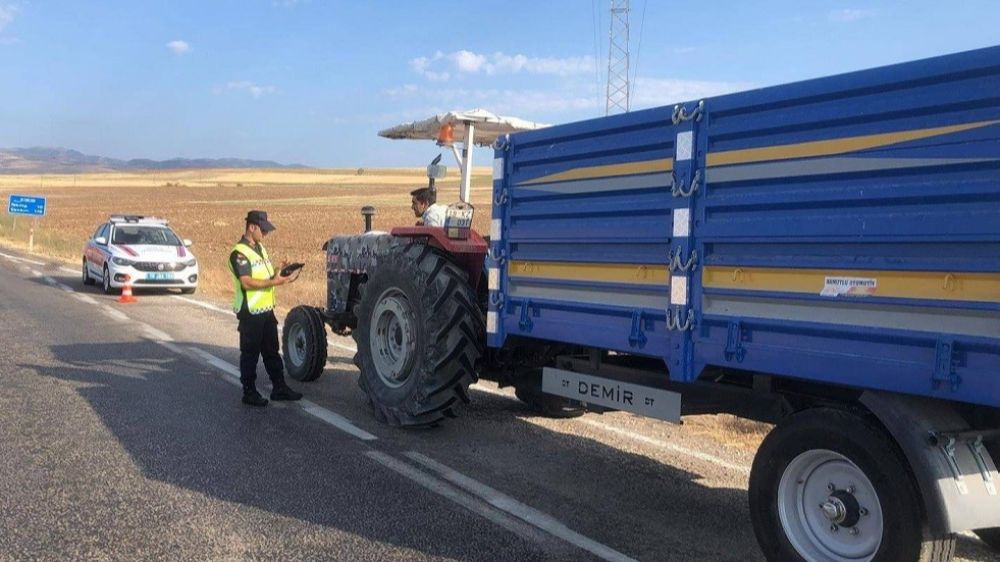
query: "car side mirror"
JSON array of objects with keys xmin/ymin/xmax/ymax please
[
  {"xmin": 183, "ymin": 239, "xmax": 193, "ymax": 247},
  {"xmin": 95, "ymin": 236, "xmax": 107, "ymax": 246}
]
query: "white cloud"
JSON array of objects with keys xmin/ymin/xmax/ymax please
[
  {"xmin": 0, "ymin": 3, "xmax": 17, "ymax": 32},
  {"xmin": 166, "ymin": 40, "xmax": 191, "ymax": 55},
  {"xmin": 828, "ymin": 9, "xmax": 874, "ymax": 22},
  {"xmin": 410, "ymin": 50, "xmax": 597, "ymax": 81},
  {"xmin": 632, "ymin": 77, "xmax": 755, "ymax": 108},
  {"xmin": 214, "ymin": 81, "xmax": 277, "ymax": 99}
]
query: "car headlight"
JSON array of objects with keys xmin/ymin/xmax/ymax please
[
  {"xmin": 184, "ymin": 258, "xmax": 197, "ymax": 267},
  {"xmin": 112, "ymin": 256, "xmax": 134, "ymax": 266}
]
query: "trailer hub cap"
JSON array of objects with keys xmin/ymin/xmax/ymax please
[
  {"xmin": 778, "ymin": 449, "xmax": 883, "ymax": 561},
  {"xmin": 370, "ymin": 289, "xmax": 417, "ymax": 388}
]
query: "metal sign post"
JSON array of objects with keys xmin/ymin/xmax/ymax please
[{"xmin": 8, "ymin": 195, "xmax": 47, "ymax": 253}]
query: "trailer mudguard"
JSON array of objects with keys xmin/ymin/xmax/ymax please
[{"xmin": 860, "ymin": 390, "xmax": 1000, "ymax": 534}]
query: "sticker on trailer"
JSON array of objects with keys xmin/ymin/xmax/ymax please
[
  {"xmin": 672, "ymin": 208, "xmax": 690, "ymax": 238},
  {"xmin": 820, "ymin": 276, "xmax": 877, "ymax": 297},
  {"xmin": 490, "ymin": 218, "xmax": 502, "ymax": 241},
  {"xmin": 670, "ymin": 275, "xmax": 688, "ymax": 306},
  {"xmin": 675, "ymin": 131, "xmax": 694, "ymax": 162},
  {"xmin": 492, "ymin": 157, "xmax": 505, "ymax": 180},
  {"xmin": 486, "ymin": 311, "xmax": 498, "ymax": 333},
  {"xmin": 488, "ymin": 267, "xmax": 499, "ymax": 291}
]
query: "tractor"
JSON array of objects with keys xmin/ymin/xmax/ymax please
[{"xmin": 281, "ymin": 109, "xmax": 577, "ymax": 426}]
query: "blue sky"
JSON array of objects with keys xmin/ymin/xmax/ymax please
[{"xmin": 0, "ymin": 1, "xmax": 997, "ymax": 167}]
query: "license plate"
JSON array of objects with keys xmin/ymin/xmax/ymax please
[
  {"xmin": 542, "ymin": 367, "xmax": 682, "ymax": 423},
  {"xmin": 444, "ymin": 203, "xmax": 474, "ymax": 229},
  {"xmin": 146, "ymin": 272, "xmax": 173, "ymax": 280}
]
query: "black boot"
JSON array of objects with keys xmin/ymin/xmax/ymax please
[
  {"xmin": 270, "ymin": 383, "xmax": 302, "ymax": 401},
  {"xmin": 242, "ymin": 388, "xmax": 268, "ymax": 407}
]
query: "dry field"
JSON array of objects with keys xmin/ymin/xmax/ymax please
[
  {"xmin": 0, "ymin": 168, "xmax": 495, "ymax": 309},
  {"xmin": 0, "ymin": 167, "xmax": 770, "ymax": 449}
]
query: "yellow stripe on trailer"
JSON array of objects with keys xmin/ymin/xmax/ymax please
[
  {"xmin": 702, "ymin": 266, "xmax": 1000, "ymax": 303},
  {"xmin": 706, "ymin": 120, "xmax": 1000, "ymax": 167},
  {"xmin": 509, "ymin": 260, "xmax": 670, "ymax": 285},
  {"xmin": 517, "ymin": 158, "xmax": 674, "ymax": 185}
]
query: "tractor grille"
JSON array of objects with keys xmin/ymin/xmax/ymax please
[{"xmin": 133, "ymin": 261, "xmax": 186, "ymax": 272}]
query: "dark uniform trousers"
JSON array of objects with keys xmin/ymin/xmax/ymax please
[{"xmin": 238, "ymin": 310, "xmax": 285, "ymax": 390}]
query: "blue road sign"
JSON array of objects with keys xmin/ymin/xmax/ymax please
[{"xmin": 8, "ymin": 195, "xmax": 46, "ymax": 217}]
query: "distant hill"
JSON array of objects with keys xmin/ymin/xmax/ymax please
[{"xmin": 0, "ymin": 147, "xmax": 308, "ymax": 173}]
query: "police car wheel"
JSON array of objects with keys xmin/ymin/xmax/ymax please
[
  {"xmin": 82, "ymin": 260, "xmax": 95, "ymax": 285},
  {"xmin": 102, "ymin": 265, "xmax": 118, "ymax": 295}
]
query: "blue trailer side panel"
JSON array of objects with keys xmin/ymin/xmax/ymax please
[{"xmin": 490, "ymin": 45, "xmax": 1000, "ymax": 408}]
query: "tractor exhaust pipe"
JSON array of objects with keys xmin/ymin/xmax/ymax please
[{"xmin": 361, "ymin": 205, "xmax": 376, "ymax": 232}]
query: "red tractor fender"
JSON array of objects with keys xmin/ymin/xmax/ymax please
[{"xmin": 390, "ymin": 227, "xmax": 487, "ymax": 292}]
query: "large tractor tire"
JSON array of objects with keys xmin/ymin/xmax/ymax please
[
  {"xmin": 353, "ymin": 242, "xmax": 483, "ymax": 427},
  {"xmin": 282, "ymin": 305, "xmax": 328, "ymax": 382},
  {"xmin": 749, "ymin": 408, "xmax": 956, "ymax": 562}
]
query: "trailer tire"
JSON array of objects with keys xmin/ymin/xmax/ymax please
[
  {"xmin": 353, "ymin": 242, "xmax": 482, "ymax": 427},
  {"xmin": 282, "ymin": 305, "xmax": 328, "ymax": 382},
  {"xmin": 749, "ymin": 408, "xmax": 956, "ymax": 562}
]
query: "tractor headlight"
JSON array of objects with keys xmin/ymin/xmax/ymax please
[{"xmin": 112, "ymin": 256, "xmax": 134, "ymax": 266}]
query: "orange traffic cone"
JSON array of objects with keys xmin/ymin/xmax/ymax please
[{"xmin": 118, "ymin": 282, "xmax": 137, "ymax": 304}]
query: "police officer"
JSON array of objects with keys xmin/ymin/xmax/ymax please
[{"xmin": 228, "ymin": 210, "xmax": 303, "ymax": 407}]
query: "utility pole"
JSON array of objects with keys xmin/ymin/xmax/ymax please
[{"xmin": 605, "ymin": 0, "xmax": 630, "ymax": 115}]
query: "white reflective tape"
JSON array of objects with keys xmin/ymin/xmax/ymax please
[
  {"xmin": 670, "ymin": 276, "xmax": 688, "ymax": 306},
  {"xmin": 486, "ymin": 311, "xmax": 498, "ymax": 334},
  {"xmin": 492, "ymin": 157, "xmax": 504, "ymax": 180},
  {"xmin": 672, "ymin": 208, "xmax": 690, "ymax": 238},
  {"xmin": 488, "ymin": 267, "xmax": 499, "ymax": 291},
  {"xmin": 490, "ymin": 218, "xmax": 502, "ymax": 241},
  {"xmin": 675, "ymin": 131, "xmax": 693, "ymax": 161}
]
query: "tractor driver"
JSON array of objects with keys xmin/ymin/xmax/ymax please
[{"xmin": 410, "ymin": 187, "xmax": 447, "ymax": 227}]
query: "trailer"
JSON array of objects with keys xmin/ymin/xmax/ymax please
[{"xmin": 285, "ymin": 46, "xmax": 1000, "ymax": 561}]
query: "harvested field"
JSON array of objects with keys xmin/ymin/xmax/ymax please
[{"xmin": 0, "ymin": 168, "xmax": 494, "ymax": 309}]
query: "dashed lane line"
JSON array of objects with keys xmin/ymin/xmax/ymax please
[
  {"xmin": 0, "ymin": 251, "xmax": 46, "ymax": 266},
  {"xmin": 364, "ymin": 451, "xmax": 564, "ymax": 554},
  {"xmin": 300, "ymin": 400, "xmax": 378, "ymax": 441},
  {"xmin": 100, "ymin": 306, "xmax": 130, "ymax": 322},
  {"xmin": 405, "ymin": 451, "xmax": 639, "ymax": 562},
  {"xmin": 171, "ymin": 295, "xmax": 231, "ymax": 314}
]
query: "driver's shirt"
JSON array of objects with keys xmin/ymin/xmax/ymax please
[{"xmin": 422, "ymin": 203, "xmax": 447, "ymax": 227}]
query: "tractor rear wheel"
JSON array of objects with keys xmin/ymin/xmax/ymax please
[
  {"xmin": 353, "ymin": 242, "xmax": 483, "ymax": 427},
  {"xmin": 282, "ymin": 305, "xmax": 328, "ymax": 382}
]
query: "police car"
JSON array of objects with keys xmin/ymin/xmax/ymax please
[{"xmin": 82, "ymin": 215, "xmax": 199, "ymax": 294}]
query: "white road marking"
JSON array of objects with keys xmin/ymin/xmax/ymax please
[
  {"xmin": 73, "ymin": 293, "xmax": 99, "ymax": 305},
  {"xmin": 60, "ymin": 266, "xmax": 77, "ymax": 275},
  {"xmin": 188, "ymin": 347, "xmax": 242, "ymax": 379},
  {"xmin": 0, "ymin": 251, "xmax": 46, "ymax": 266},
  {"xmin": 405, "ymin": 451, "xmax": 638, "ymax": 562},
  {"xmin": 101, "ymin": 306, "xmax": 130, "ymax": 321},
  {"xmin": 138, "ymin": 323, "xmax": 174, "ymax": 342},
  {"xmin": 330, "ymin": 341, "xmax": 357, "ymax": 352},
  {"xmin": 57, "ymin": 283, "xmax": 73, "ymax": 293},
  {"xmin": 365, "ymin": 451, "xmax": 561, "ymax": 550},
  {"xmin": 171, "ymin": 295, "xmax": 231, "ymax": 315},
  {"xmin": 580, "ymin": 419, "xmax": 752, "ymax": 475},
  {"xmin": 300, "ymin": 399, "xmax": 377, "ymax": 441},
  {"xmin": 43, "ymin": 276, "xmax": 57, "ymax": 285},
  {"xmin": 30, "ymin": 268, "xmax": 42, "ymax": 276},
  {"xmin": 155, "ymin": 340, "xmax": 186, "ymax": 355}
]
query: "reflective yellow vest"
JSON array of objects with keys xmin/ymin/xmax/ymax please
[{"xmin": 229, "ymin": 242, "xmax": 276, "ymax": 314}]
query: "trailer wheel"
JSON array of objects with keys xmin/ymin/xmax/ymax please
[
  {"xmin": 353, "ymin": 242, "xmax": 483, "ymax": 427},
  {"xmin": 282, "ymin": 305, "xmax": 328, "ymax": 382},
  {"xmin": 749, "ymin": 408, "xmax": 956, "ymax": 562}
]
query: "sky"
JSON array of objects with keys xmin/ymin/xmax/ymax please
[{"xmin": 0, "ymin": 1, "xmax": 997, "ymax": 168}]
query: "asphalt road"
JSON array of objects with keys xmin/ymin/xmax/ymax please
[{"xmin": 1, "ymin": 248, "xmax": 998, "ymax": 562}]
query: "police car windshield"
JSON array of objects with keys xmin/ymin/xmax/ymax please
[{"xmin": 112, "ymin": 226, "xmax": 181, "ymax": 246}]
